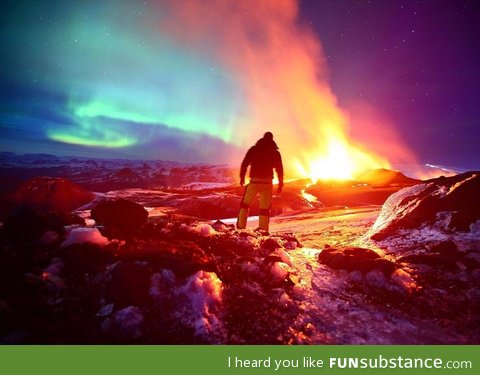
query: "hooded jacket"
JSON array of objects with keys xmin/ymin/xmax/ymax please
[{"xmin": 240, "ymin": 137, "xmax": 283, "ymax": 183}]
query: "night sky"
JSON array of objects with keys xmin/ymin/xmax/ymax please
[
  {"xmin": 301, "ymin": 0, "xmax": 480, "ymax": 171},
  {"xmin": 1, "ymin": 0, "xmax": 479, "ymax": 174}
]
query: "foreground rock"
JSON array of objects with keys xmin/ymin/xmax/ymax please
[
  {"xmin": 368, "ymin": 171, "xmax": 480, "ymax": 240},
  {"xmin": 91, "ymin": 199, "xmax": 148, "ymax": 233},
  {"xmin": 2, "ymin": 207, "xmax": 84, "ymax": 245},
  {"xmin": 107, "ymin": 261, "xmax": 153, "ymax": 308},
  {"xmin": 318, "ymin": 246, "xmax": 396, "ymax": 275}
]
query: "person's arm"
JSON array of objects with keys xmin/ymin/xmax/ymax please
[
  {"xmin": 276, "ymin": 151, "xmax": 284, "ymax": 193},
  {"xmin": 239, "ymin": 148, "xmax": 253, "ymax": 186}
]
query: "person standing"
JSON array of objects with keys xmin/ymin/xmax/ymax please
[{"xmin": 236, "ymin": 131, "xmax": 284, "ymax": 233}]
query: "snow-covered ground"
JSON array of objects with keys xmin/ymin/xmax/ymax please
[{"xmin": 265, "ymin": 207, "xmax": 477, "ymax": 343}]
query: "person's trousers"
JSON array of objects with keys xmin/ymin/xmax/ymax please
[{"xmin": 236, "ymin": 182, "xmax": 273, "ymax": 231}]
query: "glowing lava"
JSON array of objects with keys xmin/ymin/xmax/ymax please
[{"xmin": 294, "ymin": 136, "xmax": 390, "ymax": 183}]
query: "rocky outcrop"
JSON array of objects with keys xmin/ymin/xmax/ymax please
[{"xmin": 368, "ymin": 171, "xmax": 480, "ymax": 240}]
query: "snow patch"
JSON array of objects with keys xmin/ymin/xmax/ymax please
[
  {"xmin": 96, "ymin": 303, "xmax": 114, "ymax": 317},
  {"xmin": 112, "ymin": 306, "xmax": 144, "ymax": 338},
  {"xmin": 176, "ymin": 270, "xmax": 225, "ymax": 341},
  {"xmin": 368, "ymin": 183, "xmax": 432, "ymax": 237},
  {"xmin": 194, "ymin": 223, "xmax": 216, "ymax": 237},
  {"xmin": 150, "ymin": 269, "xmax": 176, "ymax": 302},
  {"xmin": 61, "ymin": 227, "xmax": 109, "ymax": 247}
]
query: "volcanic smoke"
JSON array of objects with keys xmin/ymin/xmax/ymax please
[{"xmin": 158, "ymin": 0, "xmax": 415, "ymax": 181}]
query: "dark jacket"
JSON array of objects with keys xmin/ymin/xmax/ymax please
[{"xmin": 240, "ymin": 138, "xmax": 284, "ymax": 183}]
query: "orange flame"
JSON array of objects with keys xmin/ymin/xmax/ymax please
[{"xmin": 295, "ymin": 137, "xmax": 390, "ymax": 182}]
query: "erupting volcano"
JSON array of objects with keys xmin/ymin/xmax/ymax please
[{"xmin": 158, "ymin": 0, "xmax": 400, "ymax": 182}]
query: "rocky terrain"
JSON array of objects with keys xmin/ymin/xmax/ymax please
[{"xmin": 0, "ymin": 154, "xmax": 478, "ymax": 344}]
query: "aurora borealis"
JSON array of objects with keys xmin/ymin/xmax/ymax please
[
  {"xmin": 1, "ymin": 0, "xmax": 244, "ymax": 161},
  {"xmin": 1, "ymin": 0, "xmax": 479, "ymax": 173}
]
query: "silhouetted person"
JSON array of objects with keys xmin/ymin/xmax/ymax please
[{"xmin": 237, "ymin": 131, "xmax": 284, "ymax": 233}]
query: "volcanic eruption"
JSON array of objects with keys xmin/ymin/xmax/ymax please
[{"xmin": 157, "ymin": 0, "xmax": 414, "ymax": 182}]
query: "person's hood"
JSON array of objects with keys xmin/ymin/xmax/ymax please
[{"xmin": 255, "ymin": 137, "xmax": 279, "ymax": 150}]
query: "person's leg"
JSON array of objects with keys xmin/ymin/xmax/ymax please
[
  {"xmin": 258, "ymin": 184, "xmax": 273, "ymax": 231},
  {"xmin": 236, "ymin": 183, "xmax": 258, "ymax": 229}
]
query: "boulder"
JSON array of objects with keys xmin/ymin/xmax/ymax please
[
  {"xmin": 91, "ymin": 199, "xmax": 148, "ymax": 232},
  {"xmin": 261, "ymin": 238, "xmax": 283, "ymax": 251},
  {"xmin": 368, "ymin": 172, "xmax": 480, "ymax": 240},
  {"xmin": 318, "ymin": 246, "xmax": 396, "ymax": 276}
]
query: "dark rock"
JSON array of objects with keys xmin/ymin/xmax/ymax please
[
  {"xmin": 2, "ymin": 207, "xmax": 86, "ymax": 246},
  {"xmin": 107, "ymin": 261, "xmax": 153, "ymax": 308},
  {"xmin": 449, "ymin": 208, "xmax": 480, "ymax": 231},
  {"xmin": 263, "ymin": 255, "xmax": 283, "ymax": 264},
  {"xmin": 0, "ymin": 299, "xmax": 12, "ymax": 316},
  {"xmin": 239, "ymin": 231, "xmax": 255, "ymax": 238},
  {"xmin": 281, "ymin": 233, "xmax": 303, "ymax": 248},
  {"xmin": 211, "ymin": 220, "xmax": 234, "ymax": 232},
  {"xmin": 2, "ymin": 207, "xmax": 47, "ymax": 244},
  {"xmin": 428, "ymin": 240, "xmax": 459, "ymax": 256},
  {"xmin": 318, "ymin": 247, "xmax": 396, "ymax": 276},
  {"xmin": 43, "ymin": 212, "xmax": 85, "ymax": 232},
  {"xmin": 119, "ymin": 240, "xmax": 217, "ymax": 278},
  {"xmin": 398, "ymin": 254, "xmax": 459, "ymax": 271},
  {"xmin": 398, "ymin": 241, "xmax": 462, "ymax": 271},
  {"xmin": 61, "ymin": 243, "xmax": 115, "ymax": 278},
  {"xmin": 0, "ymin": 329, "xmax": 29, "ymax": 344},
  {"xmin": 91, "ymin": 199, "xmax": 148, "ymax": 232},
  {"xmin": 261, "ymin": 238, "xmax": 282, "ymax": 251}
]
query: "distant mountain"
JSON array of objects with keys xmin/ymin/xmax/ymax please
[
  {"xmin": 12, "ymin": 176, "xmax": 95, "ymax": 212},
  {"xmin": 0, "ymin": 152, "xmax": 236, "ymax": 193},
  {"xmin": 109, "ymin": 168, "xmax": 145, "ymax": 184},
  {"xmin": 356, "ymin": 168, "xmax": 419, "ymax": 187}
]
